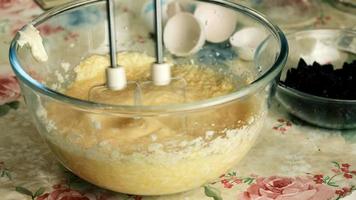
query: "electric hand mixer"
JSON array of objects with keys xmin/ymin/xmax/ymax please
[{"xmin": 89, "ymin": 0, "xmax": 187, "ymax": 106}]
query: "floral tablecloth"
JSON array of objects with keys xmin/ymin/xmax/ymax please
[{"xmin": 1, "ymin": 0, "xmax": 356, "ymax": 200}]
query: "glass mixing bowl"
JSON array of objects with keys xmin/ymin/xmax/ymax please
[
  {"xmin": 235, "ymin": 0, "xmax": 321, "ymax": 30},
  {"xmin": 9, "ymin": 0, "xmax": 287, "ymax": 195},
  {"xmin": 277, "ymin": 29, "xmax": 356, "ymax": 129},
  {"xmin": 329, "ymin": 0, "xmax": 356, "ymax": 14}
]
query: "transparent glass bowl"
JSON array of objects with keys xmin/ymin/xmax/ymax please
[
  {"xmin": 236, "ymin": 0, "xmax": 321, "ymax": 30},
  {"xmin": 329, "ymin": 0, "xmax": 356, "ymax": 14},
  {"xmin": 9, "ymin": 0, "xmax": 287, "ymax": 195},
  {"xmin": 277, "ymin": 29, "xmax": 356, "ymax": 129}
]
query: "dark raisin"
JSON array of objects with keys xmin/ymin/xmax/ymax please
[{"xmin": 281, "ymin": 58, "xmax": 356, "ymax": 100}]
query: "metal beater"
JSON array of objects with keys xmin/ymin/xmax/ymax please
[{"xmin": 89, "ymin": 0, "xmax": 186, "ymax": 106}]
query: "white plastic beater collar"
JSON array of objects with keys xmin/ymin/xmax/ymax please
[
  {"xmin": 106, "ymin": 67, "xmax": 127, "ymax": 91},
  {"xmin": 152, "ymin": 62, "xmax": 172, "ymax": 86},
  {"xmin": 105, "ymin": 0, "xmax": 127, "ymax": 91},
  {"xmin": 152, "ymin": 0, "xmax": 172, "ymax": 86}
]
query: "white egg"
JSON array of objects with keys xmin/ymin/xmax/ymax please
[
  {"xmin": 194, "ymin": 3, "xmax": 237, "ymax": 43},
  {"xmin": 230, "ymin": 27, "xmax": 268, "ymax": 61}
]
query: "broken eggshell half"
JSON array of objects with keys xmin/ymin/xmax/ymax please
[
  {"xmin": 230, "ymin": 27, "xmax": 268, "ymax": 61},
  {"xmin": 163, "ymin": 12, "xmax": 206, "ymax": 56},
  {"xmin": 194, "ymin": 3, "xmax": 237, "ymax": 43}
]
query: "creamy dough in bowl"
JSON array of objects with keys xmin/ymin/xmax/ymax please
[{"xmin": 36, "ymin": 52, "xmax": 267, "ymax": 195}]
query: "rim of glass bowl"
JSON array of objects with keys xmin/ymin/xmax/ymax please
[
  {"xmin": 278, "ymin": 28, "xmax": 356, "ymax": 105},
  {"xmin": 329, "ymin": 0, "xmax": 356, "ymax": 14},
  {"xmin": 9, "ymin": 0, "xmax": 288, "ymax": 116}
]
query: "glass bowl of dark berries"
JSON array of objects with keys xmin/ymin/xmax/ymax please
[{"xmin": 276, "ymin": 29, "xmax": 356, "ymax": 129}]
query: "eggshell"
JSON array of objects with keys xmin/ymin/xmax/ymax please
[
  {"xmin": 194, "ymin": 3, "xmax": 237, "ymax": 43},
  {"xmin": 163, "ymin": 12, "xmax": 205, "ymax": 56},
  {"xmin": 230, "ymin": 27, "xmax": 268, "ymax": 61}
]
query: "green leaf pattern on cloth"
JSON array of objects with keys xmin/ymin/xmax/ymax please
[{"xmin": 204, "ymin": 185, "xmax": 223, "ymax": 200}]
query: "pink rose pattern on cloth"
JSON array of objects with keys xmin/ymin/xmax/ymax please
[
  {"xmin": 0, "ymin": 74, "xmax": 20, "ymax": 105},
  {"xmin": 240, "ymin": 176, "xmax": 335, "ymax": 200},
  {"xmin": 0, "ymin": 0, "xmax": 37, "ymax": 14},
  {"xmin": 36, "ymin": 184, "xmax": 91, "ymax": 200}
]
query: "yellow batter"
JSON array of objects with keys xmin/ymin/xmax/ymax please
[{"xmin": 38, "ymin": 52, "xmax": 266, "ymax": 195}]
